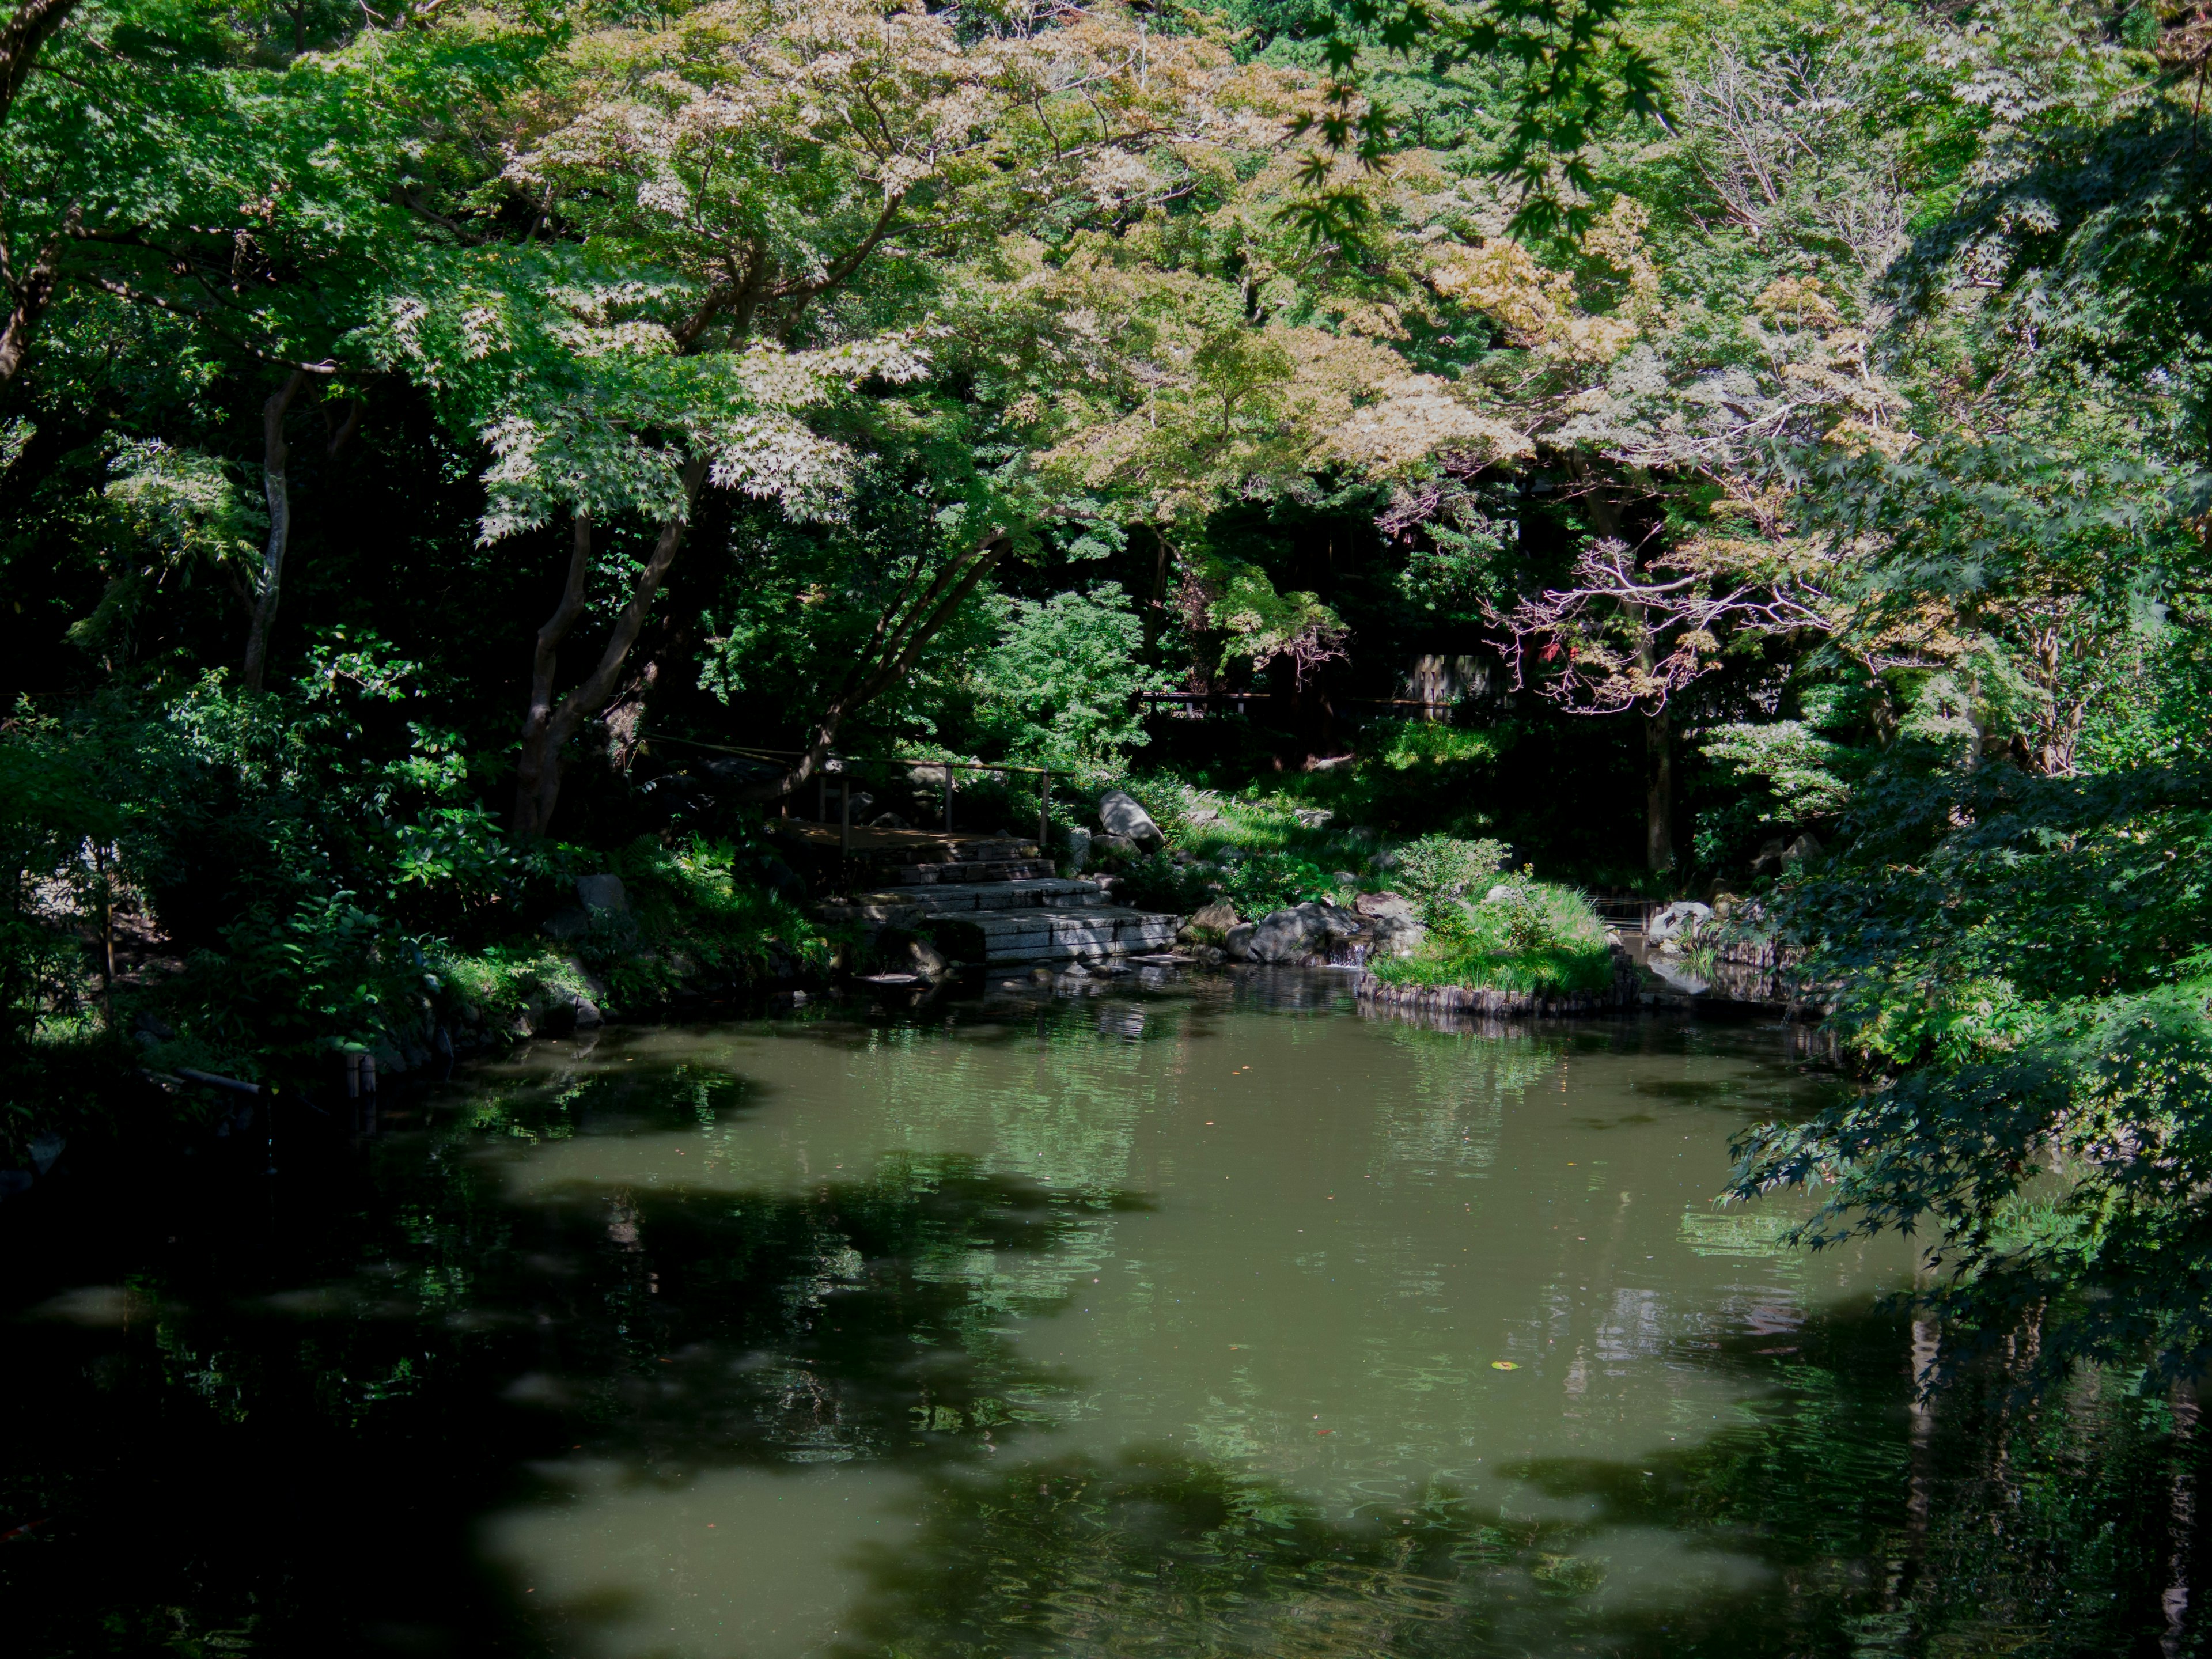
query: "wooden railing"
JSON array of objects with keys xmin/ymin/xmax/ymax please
[{"xmin": 640, "ymin": 732, "xmax": 1055, "ymax": 851}]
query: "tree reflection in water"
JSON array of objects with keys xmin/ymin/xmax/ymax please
[{"xmin": 2, "ymin": 1008, "xmax": 2207, "ymax": 1657}]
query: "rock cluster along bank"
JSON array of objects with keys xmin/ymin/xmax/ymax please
[{"xmin": 1354, "ymin": 946, "xmax": 1641, "ymax": 1020}]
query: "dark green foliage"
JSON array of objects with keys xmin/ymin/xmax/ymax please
[{"xmin": 1731, "ymin": 763, "xmax": 2212, "ymax": 1387}]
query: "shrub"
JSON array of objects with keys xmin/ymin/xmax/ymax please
[
  {"xmin": 1370, "ymin": 879, "xmax": 1613, "ymax": 994},
  {"xmin": 1392, "ymin": 834, "xmax": 1509, "ymax": 924}
]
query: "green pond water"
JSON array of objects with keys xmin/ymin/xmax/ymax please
[{"xmin": 3, "ymin": 972, "xmax": 2199, "ymax": 1657}]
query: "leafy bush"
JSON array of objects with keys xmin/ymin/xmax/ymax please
[
  {"xmin": 1111, "ymin": 853, "xmax": 1217, "ymax": 916},
  {"xmin": 1213, "ymin": 851, "xmax": 1338, "ymax": 915},
  {"xmin": 1369, "ymin": 880, "xmax": 1612, "ymax": 994},
  {"xmin": 1391, "ymin": 834, "xmax": 1509, "ymax": 925},
  {"xmin": 969, "ymin": 584, "xmax": 1165, "ymax": 769}
]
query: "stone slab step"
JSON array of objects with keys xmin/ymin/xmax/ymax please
[
  {"xmin": 950, "ymin": 907, "xmax": 1179, "ymax": 962},
  {"xmin": 817, "ymin": 879, "xmax": 1106, "ymax": 924},
  {"xmin": 948, "ymin": 839, "xmax": 1039, "ymax": 862},
  {"xmin": 891, "ymin": 859, "xmax": 1054, "ymax": 885},
  {"xmin": 815, "ymin": 884, "xmax": 1178, "ymax": 965}
]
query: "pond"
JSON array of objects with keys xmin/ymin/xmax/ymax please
[{"xmin": 3, "ymin": 972, "xmax": 2200, "ymax": 1657}]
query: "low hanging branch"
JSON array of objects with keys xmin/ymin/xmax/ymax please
[
  {"xmin": 1488, "ymin": 536, "xmax": 1840, "ymax": 713},
  {"xmin": 736, "ymin": 529, "xmax": 1013, "ymax": 803}
]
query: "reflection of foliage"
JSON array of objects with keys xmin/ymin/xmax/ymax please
[
  {"xmin": 1733, "ymin": 763, "xmax": 2212, "ymax": 1388},
  {"xmin": 838, "ymin": 1316, "xmax": 2209, "ymax": 1659}
]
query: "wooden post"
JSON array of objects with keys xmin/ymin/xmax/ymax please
[
  {"xmin": 943, "ymin": 766, "xmax": 953, "ymax": 834},
  {"xmin": 840, "ymin": 775, "xmax": 851, "ymax": 853},
  {"xmin": 817, "ymin": 770, "xmax": 827, "ymax": 823},
  {"xmin": 1039, "ymin": 770, "xmax": 1050, "ymax": 851}
]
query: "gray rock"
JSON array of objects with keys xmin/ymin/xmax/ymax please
[
  {"xmin": 1065, "ymin": 826, "xmax": 1093, "ymax": 872},
  {"xmin": 1369, "ymin": 914, "xmax": 1426, "ymax": 958},
  {"xmin": 879, "ymin": 927, "xmax": 951, "ymax": 980},
  {"xmin": 1483, "ymin": 884, "xmax": 1517, "ymax": 904},
  {"xmin": 571, "ymin": 996, "xmax": 603, "ymax": 1029},
  {"xmin": 1354, "ymin": 891, "xmax": 1416, "ymax": 922},
  {"xmin": 1222, "ymin": 922, "xmax": 1256, "ymax": 961},
  {"xmin": 1294, "ymin": 808, "xmax": 1334, "ymax": 828},
  {"xmin": 1248, "ymin": 905, "xmax": 1325, "ymax": 963},
  {"xmin": 1314, "ymin": 903, "xmax": 1361, "ymax": 940},
  {"xmin": 1749, "ymin": 836, "xmax": 1789, "ymax": 877},
  {"xmin": 1090, "ymin": 832, "xmax": 1141, "ymax": 865},
  {"xmin": 1782, "ymin": 832, "xmax": 1823, "ymax": 868},
  {"xmin": 1647, "ymin": 900, "xmax": 1712, "ymax": 945},
  {"xmin": 1187, "ymin": 900, "xmax": 1239, "ymax": 937},
  {"xmin": 577, "ymin": 873, "xmax": 628, "ymax": 913},
  {"xmin": 1099, "ymin": 789, "xmax": 1164, "ymax": 849}
]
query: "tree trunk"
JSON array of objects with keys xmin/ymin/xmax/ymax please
[
  {"xmin": 1643, "ymin": 703, "xmax": 1674, "ymax": 874},
  {"xmin": 512, "ymin": 456, "xmax": 710, "ymax": 838},
  {"xmin": 0, "ymin": 200, "xmax": 74, "ymax": 385},
  {"xmin": 0, "ymin": 0, "xmax": 76, "ymax": 128},
  {"xmin": 512, "ymin": 509, "xmax": 594, "ymax": 835},
  {"xmin": 2165, "ymin": 1381, "xmax": 2199, "ymax": 1659},
  {"xmin": 241, "ymin": 369, "xmax": 310, "ymax": 691}
]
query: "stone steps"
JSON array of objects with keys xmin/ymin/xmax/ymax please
[
  {"xmin": 889, "ymin": 858, "xmax": 1055, "ymax": 884},
  {"xmin": 944, "ymin": 906, "xmax": 1179, "ymax": 963},
  {"xmin": 816, "ymin": 875, "xmax": 1181, "ymax": 965}
]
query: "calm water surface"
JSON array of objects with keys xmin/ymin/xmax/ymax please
[{"xmin": 4, "ymin": 972, "xmax": 2184, "ymax": 1656}]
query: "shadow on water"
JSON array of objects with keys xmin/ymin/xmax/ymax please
[
  {"xmin": 835, "ymin": 1300, "xmax": 2212, "ymax": 1659},
  {"xmin": 0, "ymin": 1058, "xmax": 1138, "ymax": 1655},
  {"xmin": 3, "ymin": 994, "xmax": 2206, "ymax": 1658}
]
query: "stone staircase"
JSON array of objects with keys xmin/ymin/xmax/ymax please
[{"xmin": 815, "ymin": 836, "xmax": 1181, "ymax": 966}]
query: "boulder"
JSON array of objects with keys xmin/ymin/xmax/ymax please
[
  {"xmin": 1183, "ymin": 901, "xmax": 1238, "ymax": 941},
  {"xmin": 1782, "ymin": 832, "xmax": 1823, "ymax": 868},
  {"xmin": 878, "ymin": 927, "xmax": 952, "ymax": 980},
  {"xmin": 1090, "ymin": 832, "xmax": 1141, "ymax": 865},
  {"xmin": 571, "ymin": 996, "xmax": 604, "ymax": 1029},
  {"xmin": 1294, "ymin": 808, "xmax": 1334, "ymax": 828},
  {"xmin": 1483, "ymin": 884, "xmax": 1517, "ymax": 904},
  {"xmin": 1354, "ymin": 891, "xmax": 1415, "ymax": 922},
  {"xmin": 1099, "ymin": 789, "xmax": 1165, "ymax": 850},
  {"xmin": 1222, "ymin": 922, "xmax": 1256, "ymax": 961},
  {"xmin": 1749, "ymin": 836, "xmax": 1789, "ymax": 877},
  {"xmin": 1314, "ymin": 903, "xmax": 1361, "ymax": 940},
  {"xmin": 1647, "ymin": 900, "xmax": 1712, "ymax": 945},
  {"xmin": 1369, "ymin": 913, "xmax": 1426, "ymax": 958},
  {"xmin": 1248, "ymin": 905, "xmax": 1325, "ymax": 963},
  {"xmin": 577, "ymin": 874, "xmax": 628, "ymax": 914},
  {"xmin": 1065, "ymin": 826, "xmax": 1093, "ymax": 872}
]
